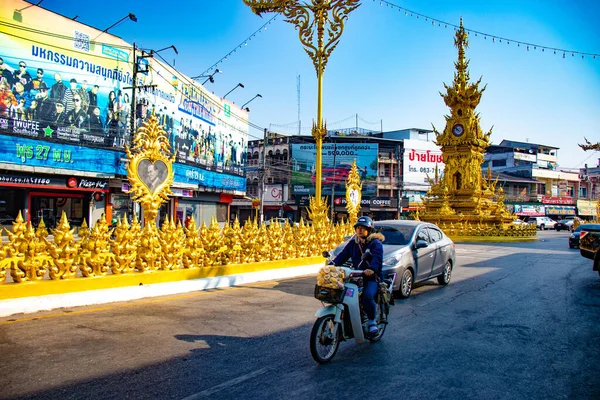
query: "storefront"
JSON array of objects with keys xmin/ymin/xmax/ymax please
[
  {"xmin": 541, "ymin": 196, "xmax": 575, "ymax": 218},
  {"xmin": 0, "ymin": 171, "xmax": 108, "ymax": 228},
  {"xmin": 369, "ymin": 197, "xmax": 398, "ymax": 220}
]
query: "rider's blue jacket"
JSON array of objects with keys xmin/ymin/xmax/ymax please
[{"xmin": 331, "ymin": 232, "xmax": 385, "ymax": 280}]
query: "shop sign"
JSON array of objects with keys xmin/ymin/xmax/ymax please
[
  {"xmin": 541, "ymin": 196, "xmax": 574, "ymax": 205},
  {"xmin": 577, "ymin": 200, "xmax": 598, "ymax": 216},
  {"xmin": 171, "ymin": 188, "xmax": 194, "ymax": 197},
  {"xmin": 231, "ymin": 199, "xmax": 252, "ymax": 207},
  {"xmin": 69, "ymin": 177, "xmax": 108, "ymax": 190},
  {"xmin": 545, "ymin": 205, "xmax": 576, "ymax": 216},
  {"xmin": 369, "ymin": 197, "xmax": 398, "ymax": 209},
  {"xmin": 0, "ymin": 173, "xmax": 58, "ymax": 185},
  {"xmin": 333, "ymin": 196, "xmax": 370, "ymax": 207}
]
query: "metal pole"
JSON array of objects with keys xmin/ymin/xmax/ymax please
[
  {"xmin": 259, "ymin": 128, "xmax": 267, "ymax": 225},
  {"xmin": 130, "ymin": 42, "xmax": 137, "ymax": 139}
]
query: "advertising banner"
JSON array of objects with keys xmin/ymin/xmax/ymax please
[
  {"xmin": 291, "ymin": 143, "xmax": 378, "ymax": 196},
  {"xmin": 577, "ymin": 200, "xmax": 598, "ymax": 216},
  {"xmin": 403, "ymin": 139, "xmax": 444, "ymax": 192},
  {"xmin": 0, "ymin": 0, "xmax": 248, "ymax": 180},
  {"xmin": 263, "ymin": 184, "xmax": 286, "ymax": 203},
  {"xmin": 0, "ymin": 132, "xmax": 125, "ymax": 175},
  {"xmin": 513, "ymin": 204, "xmax": 546, "ymax": 216},
  {"xmin": 173, "ymin": 164, "xmax": 246, "ymax": 193}
]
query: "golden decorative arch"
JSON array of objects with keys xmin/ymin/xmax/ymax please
[
  {"xmin": 125, "ymin": 114, "xmax": 175, "ymax": 225},
  {"xmin": 345, "ymin": 159, "xmax": 362, "ymax": 226}
]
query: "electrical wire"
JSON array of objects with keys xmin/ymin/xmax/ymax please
[
  {"xmin": 198, "ymin": 14, "xmax": 279, "ymax": 77},
  {"xmin": 375, "ymin": 0, "xmax": 600, "ymax": 60}
]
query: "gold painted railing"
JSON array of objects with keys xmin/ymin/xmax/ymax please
[{"xmin": 0, "ymin": 212, "xmax": 353, "ymax": 285}]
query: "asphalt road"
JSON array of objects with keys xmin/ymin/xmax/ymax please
[{"xmin": 0, "ymin": 230, "xmax": 598, "ymax": 400}]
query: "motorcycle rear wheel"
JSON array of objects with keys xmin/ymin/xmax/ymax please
[
  {"xmin": 310, "ymin": 315, "xmax": 341, "ymax": 364},
  {"xmin": 368, "ymin": 303, "xmax": 389, "ymax": 343}
]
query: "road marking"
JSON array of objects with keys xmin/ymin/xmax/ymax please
[
  {"xmin": 181, "ymin": 368, "xmax": 269, "ymax": 399},
  {"xmin": 0, "ymin": 281, "xmax": 278, "ymax": 326}
]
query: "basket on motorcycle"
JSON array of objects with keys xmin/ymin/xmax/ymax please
[{"xmin": 314, "ymin": 284, "xmax": 345, "ymax": 303}]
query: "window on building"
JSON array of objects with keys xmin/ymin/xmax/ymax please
[
  {"xmin": 579, "ymin": 187, "xmax": 588, "ymax": 198},
  {"xmin": 537, "ymin": 184, "xmax": 546, "ymax": 195},
  {"xmin": 566, "ymin": 186, "xmax": 574, "ymax": 197}
]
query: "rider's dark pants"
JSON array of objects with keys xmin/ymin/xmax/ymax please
[{"xmin": 362, "ymin": 279, "xmax": 378, "ymax": 321}]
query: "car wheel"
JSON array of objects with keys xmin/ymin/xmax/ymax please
[
  {"xmin": 437, "ymin": 260, "xmax": 452, "ymax": 285},
  {"xmin": 396, "ymin": 269, "xmax": 413, "ymax": 299}
]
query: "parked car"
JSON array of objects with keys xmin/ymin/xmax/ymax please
[
  {"xmin": 523, "ymin": 216, "xmax": 557, "ymax": 230},
  {"xmin": 328, "ymin": 220, "xmax": 456, "ymax": 298},
  {"xmin": 579, "ymin": 225, "xmax": 600, "ymax": 276},
  {"xmin": 569, "ymin": 223, "xmax": 600, "ymax": 248},
  {"xmin": 264, "ymin": 218, "xmax": 291, "ymax": 227},
  {"xmin": 556, "ymin": 216, "xmax": 583, "ymax": 231}
]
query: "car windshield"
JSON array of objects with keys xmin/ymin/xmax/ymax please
[{"xmin": 375, "ymin": 225, "xmax": 415, "ymax": 246}]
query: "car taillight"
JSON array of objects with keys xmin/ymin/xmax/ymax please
[{"xmin": 580, "ymin": 231, "xmax": 589, "ymax": 239}]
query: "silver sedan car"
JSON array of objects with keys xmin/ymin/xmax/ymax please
[{"xmin": 330, "ymin": 220, "xmax": 456, "ymax": 298}]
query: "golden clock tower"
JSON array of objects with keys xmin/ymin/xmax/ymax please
[{"xmin": 419, "ymin": 19, "xmax": 533, "ymax": 238}]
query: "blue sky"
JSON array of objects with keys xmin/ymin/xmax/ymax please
[{"xmin": 38, "ymin": 0, "xmax": 600, "ymax": 169}]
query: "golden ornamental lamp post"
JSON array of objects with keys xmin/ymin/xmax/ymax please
[{"xmin": 243, "ymin": 0, "xmax": 360, "ymax": 225}]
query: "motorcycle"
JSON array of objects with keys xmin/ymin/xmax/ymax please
[{"xmin": 310, "ymin": 250, "xmax": 396, "ymax": 364}]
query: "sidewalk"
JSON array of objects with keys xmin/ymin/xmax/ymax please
[{"xmin": 0, "ymin": 263, "xmax": 323, "ymax": 317}]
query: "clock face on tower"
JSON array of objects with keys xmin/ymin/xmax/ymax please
[{"xmin": 452, "ymin": 123, "xmax": 464, "ymax": 137}]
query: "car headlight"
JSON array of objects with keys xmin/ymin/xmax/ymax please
[{"xmin": 383, "ymin": 255, "xmax": 401, "ymax": 268}]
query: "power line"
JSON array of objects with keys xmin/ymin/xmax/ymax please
[
  {"xmin": 375, "ymin": 0, "xmax": 600, "ymax": 60},
  {"xmin": 198, "ymin": 14, "xmax": 279, "ymax": 77}
]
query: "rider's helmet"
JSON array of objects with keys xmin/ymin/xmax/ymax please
[{"xmin": 354, "ymin": 216, "xmax": 374, "ymax": 231}]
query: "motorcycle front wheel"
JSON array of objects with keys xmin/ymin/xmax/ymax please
[{"xmin": 310, "ymin": 315, "xmax": 341, "ymax": 364}]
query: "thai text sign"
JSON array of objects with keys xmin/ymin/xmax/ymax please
[{"xmin": 403, "ymin": 139, "xmax": 444, "ymax": 192}]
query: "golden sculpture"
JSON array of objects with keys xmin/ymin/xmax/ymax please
[
  {"xmin": 421, "ymin": 19, "xmax": 536, "ymax": 239},
  {"xmin": 345, "ymin": 160, "xmax": 362, "ymax": 226},
  {"xmin": 110, "ymin": 215, "xmax": 137, "ymax": 274},
  {"xmin": 48, "ymin": 213, "xmax": 78, "ymax": 279},
  {"xmin": 244, "ymin": 0, "xmax": 360, "ymax": 223}
]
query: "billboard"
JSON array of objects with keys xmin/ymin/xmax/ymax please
[
  {"xmin": 0, "ymin": 0, "xmax": 248, "ymax": 184},
  {"xmin": 291, "ymin": 143, "xmax": 378, "ymax": 196},
  {"xmin": 403, "ymin": 139, "xmax": 444, "ymax": 192}
]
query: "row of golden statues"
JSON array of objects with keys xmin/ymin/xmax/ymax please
[{"xmin": 0, "ymin": 211, "xmax": 352, "ymax": 284}]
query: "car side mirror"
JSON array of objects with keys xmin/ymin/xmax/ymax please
[{"xmin": 415, "ymin": 240, "xmax": 428, "ymax": 249}]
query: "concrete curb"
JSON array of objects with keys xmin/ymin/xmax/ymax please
[{"xmin": 0, "ymin": 264, "xmax": 323, "ymax": 317}]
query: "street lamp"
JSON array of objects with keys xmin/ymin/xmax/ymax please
[
  {"xmin": 244, "ymin": 0, "xmax": 360, "ymax": 225},
  {"xmin": 241, "ymin": 93, "xmax": 262, "ymax": 109},
  {"xmin": 13, "ymin": 0, "xmax": 44, "ymax": 22},
  {"xmin": 223, "ymin": 83, "xmax": 244, "ymax": 99},
  {"xmin": 102, "ymin": 13, "xmax": 137, "ymax": 33},
  {"xmin": 192, "ymin": 69, "xmax": 222, "ymax": 85}
]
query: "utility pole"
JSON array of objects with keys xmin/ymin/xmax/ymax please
[
  {"xmin": 297, "ymin": 75, "xmax": 301, "ymax": 136},
  {"xmin": 130, "ymin": 42, "xmax": 137, "ymax": 139},
  {"xmin": 259, "ymin": 127, "xmax": 268, "ymax": 225}
]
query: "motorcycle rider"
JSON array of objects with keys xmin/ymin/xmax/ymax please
[{"xmin": 330, "ymin": 216, "xmax": 384, "ymax": 336}]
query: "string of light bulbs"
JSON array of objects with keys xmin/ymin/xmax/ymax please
[
  {"xmin": 198, "ymin": 14, "xmax": 279, "ymax": 77},
  {"xmin": 375, "ymin": 0, "xmax": 599, "ymax": 60}
]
